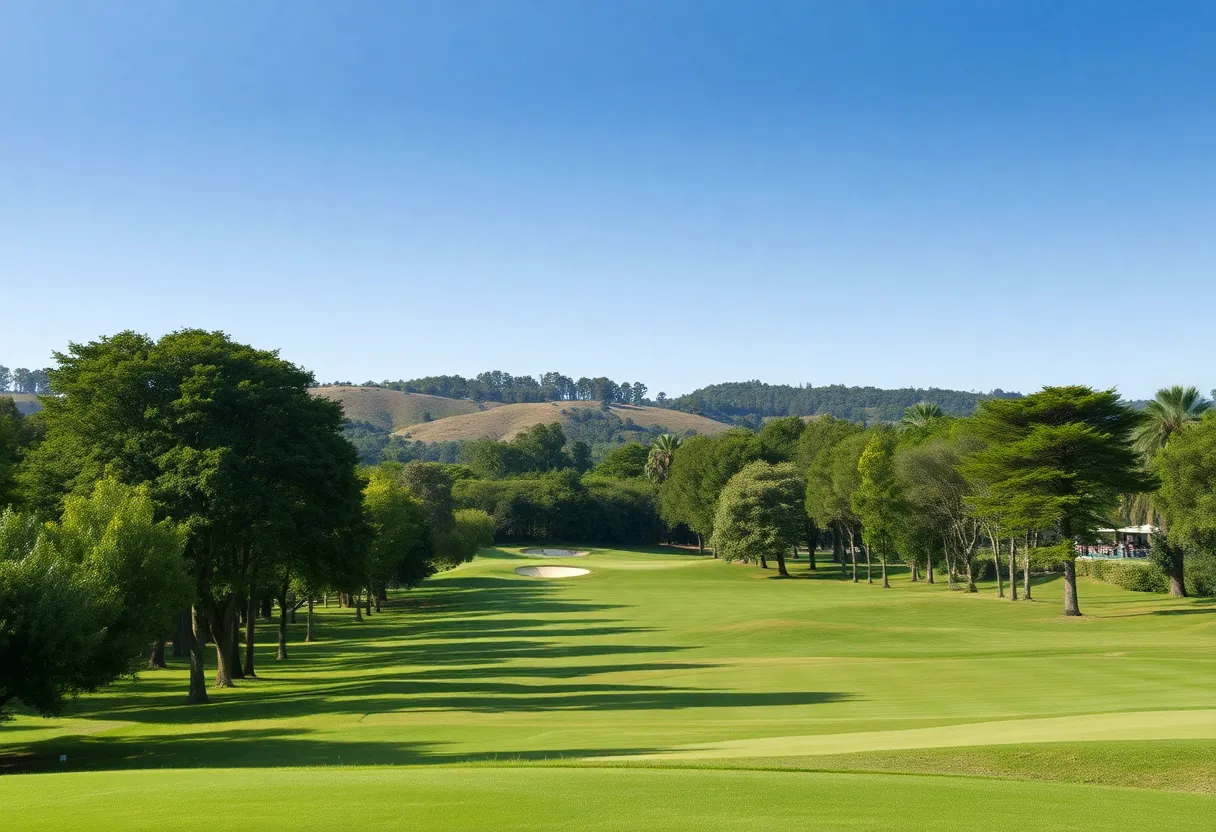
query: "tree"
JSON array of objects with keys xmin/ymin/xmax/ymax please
[
  {"xmin": 569, "ymin": 441, "xmax": 593, "ymax": 473},
  {"xmin": 967, "ymin": 387, "xmax": 1148, "ymax": 616},
  {"xmin": 712, "ymin": 462, "xmax": 805, "ymax": 577},
  {"xmin": 900, "ymin": 401, "xmax": 944, "ymax": 430},
  {"xmin": 0, "ymin": 479, "xmax": 189, "ymax": 717},
  {"xmin": 20, "ymin": 330, "xmax": 369, "ymax": 701},
  {"xmin": 853, "ymin": 433, "xmax": 905, "ymax": 588},
  {"xmin": 802, "ymin": 417, "xmax": 865, "ymax": 577},
  {"xmin": 11, "ymin": 368, "xmax": 33, "ymax": 394},
  {"xmin": 595, "ymin": 443, "xmax": 650, "ymax": 479},
  {"xmin": 1153, "ymin": 412, "xmax": 1216, "ymax": 595},
  {"xmin": 364, "ymin": 467, "xmax": 434, "ymax": 600},
  {"xmin": 896, "ymin": 434, "xmax": 982, "ymax": 591},
  {"xmin": 1133, "ymin": 385, "xmax": 1210, "ymax": 459},
  {"xmin": 645, "ymin": 433, "xmax": 681, "ymax": 483},
  {"xmin": 659, "ymin": 431, "xmax": 758, "ymax": 554},
  {"xmin": 0, "ymin": 366, "xmax": 10, "ymax": 391},
  {"xmin": 758, "ymin": 416, "xmax": 805, "ymax": 462}
]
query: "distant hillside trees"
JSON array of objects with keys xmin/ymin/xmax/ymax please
[
  {"xmin": 662, "ymin": 381, "xmax": 1021, "ymax": 424},
  {"xmin": 326, "ymin": 371, "xmax": 650, "ymax": 405},
  {"xmin": 0, "ymin": 366, "xmax": 51, "ymax": 394}
]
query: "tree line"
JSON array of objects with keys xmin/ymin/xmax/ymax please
[
  {"xmin": 0, "ymin": 365, "xmax": 52, "ymax": 394},
  {"xmin": 662, "ymin": 381, "xmax": 1023, "ymax": 424},
  {"xmin": 1, "ymin": 331, "xmax": 492, "ymax": 717},
  {"xmin": 657, "ymin": 386, "xmax": 1216, "ymax": 615},
  {"xmin": 321, "ymin": 371, "xmax": 651, "ymax": 406}
]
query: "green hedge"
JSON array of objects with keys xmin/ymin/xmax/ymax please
[
  {"xmin": 1075, "ymin": 558, "xmax": 1168, "ymax": 593},
  {"xmin": 1184, "ymin": 552, "xmax": 1216, "ymax": 597}
]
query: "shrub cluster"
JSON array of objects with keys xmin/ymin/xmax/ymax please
[
  {"xmin": 454, "ymin": 471, "xmax": 662, "ymax": 544},
  {"xmin": 1074, "ymin": 558, "xmax": 1168, "ymax": 593}
]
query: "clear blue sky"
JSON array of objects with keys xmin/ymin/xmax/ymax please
[{"xmin": 2, "ymin": 1, "xmax": 1213, "ymax": 399}]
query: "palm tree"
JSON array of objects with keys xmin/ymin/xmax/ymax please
[
  {"xmin": 1130, "ymin": 386, "xmax": 1211, "ymax": 597},
  {"xmin": 899, "ymin": 401, "xmax": 944, "ymax": 430},
  {"xmin": 1133, "ymin": 385, "xmax": 1210, "ymax": 458},
  {"xmin": 645, "ymin": 434, "xmax": 682, "ymax": 483}
]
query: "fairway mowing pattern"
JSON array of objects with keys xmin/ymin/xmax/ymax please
[{"xmin": 2, "ymin": 545, "xmax": 1214, "ymax": 830}]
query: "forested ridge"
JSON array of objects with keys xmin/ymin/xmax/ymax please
[{"xmin": 664, "ymin": 381, "xmax": 1022, "ymax": 424}]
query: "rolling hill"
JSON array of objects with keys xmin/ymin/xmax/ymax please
[
  {"xmin": 1, "ymin": 393, "xmax": 43, "ymax": 416},
  {"xmin": 396, "ymin": 401, "xmax": 731, "ymax": 442},
  {"xmin": 309, "ymin": 386, "xmax": 501, "ymax": 432}
]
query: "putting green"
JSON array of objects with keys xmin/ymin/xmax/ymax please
[{"xmin": 1, "ymin": 544, "xmax": 1213, "ymax": 828}]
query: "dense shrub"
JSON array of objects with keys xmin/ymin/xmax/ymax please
[
  {"xmin": 454, "ymin": 471, "xmax": 661, "ymax": 544},
  {"xmin": 1184, "ymin": 552, "xmax": 1216, "ymax": 597},
  {"xmin": 1075, "ymin": 558, "xmax": 1168, "ymax": 593}
]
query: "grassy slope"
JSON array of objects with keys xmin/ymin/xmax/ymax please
[
  {"xmin": 1, "ymin": 547, "xmax": 1213, "ymax": 829},
  {"xmin": 309, "ymin": 386, "xmax": 495, "ymax": 432},
  {"xmin": 1, "ymin": 393, "xmax": 42, "ymax": 415},
  {"xmin": 397, "ymin": 401, "xmax": 731, "ymax": 441}
]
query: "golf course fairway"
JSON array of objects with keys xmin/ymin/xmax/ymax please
[{"xmin": 2, "ymin": 545, "xmax": 1213, "ymax": 830}]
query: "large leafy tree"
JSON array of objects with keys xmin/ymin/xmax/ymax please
[
  {"xmin": 595, "ymin": 443, "xmax": 650, "ymax": 479},
  {"xmin": 802, "ymin": 419, "xmax": 863, "ymax": 575},
  {"xmin": 853, "ymin": 432, "xmax": 905, "ymax": 588},
  {"xmin": 712, "ymin": 461, "xmax": 805, "ymax": 577},
  {"xmin": 659, "ymin": 431, "xmax": 759, "ymax": 554},
  {"xmin": 1153, "ymin": 412, "xmax": 1216, "ymax": 595},
  {"xmin": 0, "ymin": 479, "xmax": 189, "ymax": 717},
  {"xmin": 967, "ymin": 387, "xmax": 1148, "ymax": 616},
  {"xmin": 21, "ymin": 330, "xmax": 368, "ymax": 702}
]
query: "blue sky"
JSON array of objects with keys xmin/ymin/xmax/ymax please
[{"xmin": 2, "ymin": 1, "xmax": 1213, "ymax": 399}]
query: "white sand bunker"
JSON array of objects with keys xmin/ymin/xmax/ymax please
[
  {"xmin": 521, "ymin": 548, "xmax": 590, "ymax": 558},
  {"xmin": 514, "ymin": 565, "xmax": 590, "ymax": 578}
]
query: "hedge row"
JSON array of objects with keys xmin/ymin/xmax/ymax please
[{"xmin": 1075, "ymin": 558, "xmax": 1168, "ymax": 593}]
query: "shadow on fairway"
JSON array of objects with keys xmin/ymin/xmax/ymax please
[
  {"xmin": 1, "ymin": 726, "xmax": 666, "ymax": 773},
  {"xmin": 6, "ymin": 569, "xmax": 855, "ymax": 770}
]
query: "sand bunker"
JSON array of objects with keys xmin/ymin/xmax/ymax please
[
  {"xmin": 514, "ymin": 565, "xmax": 590, "ymax": 578},
  {"xmin": 521, "ymin": 548, "xmax": 589, "ymax": 558}
]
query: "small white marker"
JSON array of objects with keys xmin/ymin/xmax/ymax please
[{"xmin": 60, "ymin": 755, "xmax": 67, "ymax": 763}]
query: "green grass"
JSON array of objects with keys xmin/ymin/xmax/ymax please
[{"xmin": 2, "ymin": 546, "xmax": 1214, "ymax": 829}]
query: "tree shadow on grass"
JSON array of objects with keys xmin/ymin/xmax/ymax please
[
  {"xmin": 2, "ymin": 726, "xmax": 667, "ymax": 774},
  {"xmin": 6, "ymin": 563, "xmax": 856, "ymax": 771}
]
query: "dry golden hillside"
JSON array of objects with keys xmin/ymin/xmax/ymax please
[
  {"xmin": 395, "ymin": 401, "xmax": 730, "ymax": 442},
  {"xmin": 309, "ymin": 386, "xmax": 498, "ymax": 432},
  {"xmin": 2, "ymin": 393, "xmax": 43, "ymax": 415}
]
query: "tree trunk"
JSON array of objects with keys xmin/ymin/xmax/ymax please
[
  {"xmin": 926, "ymin": 546, "xmax": 934, "ymax": 584},
  {"xmin": 964, "ymin": 547, "xmax": 977, "ymax": 593},
  {"xmin": 306, "ymin": 597, "xmax": 315, "ymax": 643},
  {"xmin": 277, "ymin": 578, "xmax": 289, "ymax": 660},
  {"xmin": 1063, "ymin": 560, "xmax": 1081, "ymax": 616},
  {"xmin": 148, "ymin": 638, "xmax": 167, "ymax": 669},
  {"xmin": 805, "ymin": 524, "xmax": 817, "ymax": 571},
  {"xmin": 228, "ymin": 608, "xmax": 245, "ymax": 680},
  {"xmin": 993, "ymin": 541, "xmax": 1004, "ymax": 598},
  {"xmin": 847, "ymin": 527, "xmax": 858, "ymax": 583},
  {"xmin": 865, "ymin": 543, "xmax": 873, "ymax": 584},
  {"xmin": 1008, "ymin": 538, "xmax": 1018, "ymax": 601},
  {"xmin": 1167, "ymin": 546, "xmax": 1187, "ymax": 598},
  {"xmin": 775, "ymin": 547, "xmax": 789, "ymax": 577},
  {"xmin": 354, "ymin": 590, "xmax": 363, "ymax": 621},
  {"xmin": 172, "ymin": 611, "xmax": 191, "ymax": 658},
  {"xmin": 260, "ymin": 596, "xmax": 273, "ymax": 620},
  {"xmin": 759, "ymin": 553, "xmax": 769, "ymax": 569},
  {"xmin": 881, "ymin": 551, "xmax": 889, "ymax": 588},
  {"xmin": 696, "ymin": 533, "xmax": 704, "ymax": 556},
  {"xmin": 1023, "ymin": 530, "xmax": 1032, "ymax": 600},
  {"xmin": 832, "ymin": 527, "xmax": 843, "ymax": 564},
  {"xmin": 187, "ymin": 604, "xmax": 209, "ymax": 704},
  {"xmin": 244, "ymin": 567, "xmax": 258, "ymax": 677},
  {"xmin": 209, "ymin": 597, "xmax": 236, "ymax": 688}
]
